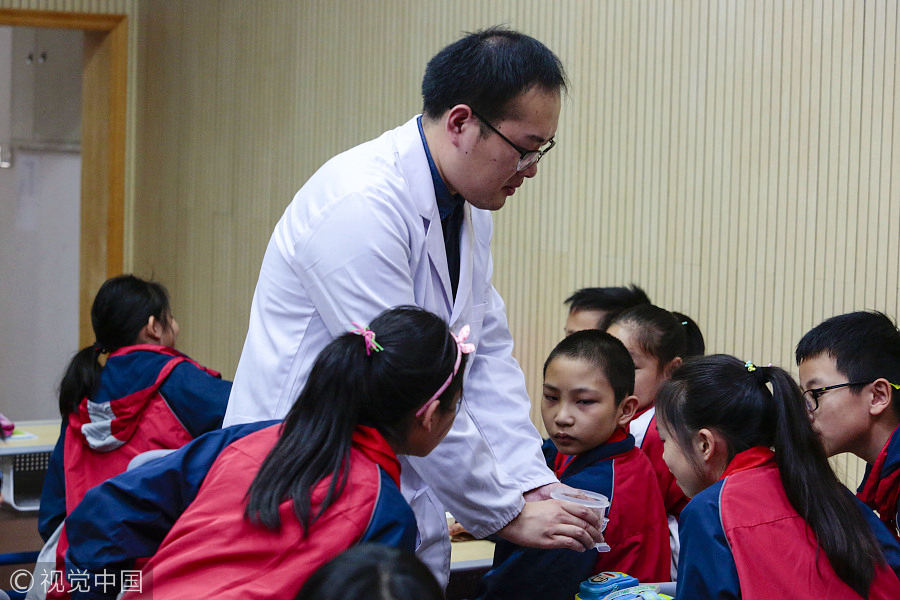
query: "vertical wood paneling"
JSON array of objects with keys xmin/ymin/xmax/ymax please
[{"xmin": 4, "ymin": 0, "xmax": 896, "ymax": 489}]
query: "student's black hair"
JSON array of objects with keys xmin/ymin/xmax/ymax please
[
  {"xmin": 245, "ymin": 306, "xmax": 466, "ymax": 532},
  {"xmin": 544, "ymin": 330, "xmax": 635, "ymax": 404},
  {"xmin": 565, "ymin": 284, "xmax": 651, "ymax": 330},
  {"xmin": 796, "ymin": 311, "xmax": 900, "ymax": 418},
  {"xmin": 296, "ymin": 544, "xmax": 442, "ymax": 600},
  {"xmin": 421, "ymin": 26, "xmax": 567, "ymax": 123},
  {"xmin": 656, "ymin": 355, "xmax": 885, "ymax": 597},
  {"xmin": 607, "ymin": 304, "xmax": 687, "ymax": 370},
  {"xmin": 58, "ymin": 274, "xmax": 173, "ymax": 417},
  {"xmin": 671, "ymin": 311, "xmax": 705, "ymax": 357}
]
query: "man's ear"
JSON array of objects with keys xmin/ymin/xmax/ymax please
[
  {"xmin": 445, "ymin": 104, "xmax": 475, "ymax": 146},
  {"xmin": 617, "ymin": 395, "xmax": 639, "ymax": 427},
  {"xmin": 869, "ymin": 378, "xmax": 897, "ymax": 418}
]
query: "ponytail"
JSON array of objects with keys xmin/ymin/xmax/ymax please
[
  {"xmin": 245, "ymin": 306, "xmax": 466, "ymax": 532},
  {"xmin": 657, "ymin": 355, "xmax": 884, "ymax": 597},
  {"xmin": 764, "ymin": 365, "xmax": 883, "ymax": 597},
  {"xmin": 58, "ymin": 346, "xmax": 105, "ymax": 417},
  {"xmin": 57, "ymin": 275, "xmax": 172, "ymax": 417}
]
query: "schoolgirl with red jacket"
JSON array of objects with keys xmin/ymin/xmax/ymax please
[
  {"xmin": 37, "ymin": 275, "xmax": 231, "ymax": 600},
  {"xmin": 62, "ymin": 306, "xmax": 470, "ymax": 599},
  {"xmin": 657, "ymin": 356, "xmax": 900, "ymax": 599}
]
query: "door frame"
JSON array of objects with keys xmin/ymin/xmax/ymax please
[{"xmin": 0, "ymin": 9, "xmax": 127, "ymax": 347}]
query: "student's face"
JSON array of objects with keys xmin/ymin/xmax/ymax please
[
  {"xmin": 799, "ymin": 353, "xmax": 871, "ymax": 457},
  {"xmin": 541, "ymin": 356, "xmax": 626, "ymax": 456},
  {"xmin": 565, "ymin": 309, "xmax": 607, "ymax": 337},
  {"xmin": 454, "ymin": 87, "xmax": 560, "ymax": 212},
  {"xmin": 658, "ymin": 421, "xmax": 708, "ymax": 498},
  {"xmin": 606, "ymin": 323, "xmax": 666, "ymax": 411}
]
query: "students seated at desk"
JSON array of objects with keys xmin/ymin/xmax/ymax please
[{"xmin": 38, "ymin": 275, "xmax": 231, "ymax": 599}]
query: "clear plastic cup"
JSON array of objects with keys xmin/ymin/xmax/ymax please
[{"xmin": 550, "ymin": 487, "xmax": 611, "ymax": 552}]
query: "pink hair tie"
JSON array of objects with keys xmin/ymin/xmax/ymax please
[
  {"xmin": 416, "ymin": 325, "xmax": 475, "ymax": 417},
  {"xmin": 352, "ymin": 322, "xmax": 384, "ymax": 356}
]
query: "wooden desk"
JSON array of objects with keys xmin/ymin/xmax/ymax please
[{"xmin": 448, "ymin": 540, "xmax": 494, "ymax": 600}]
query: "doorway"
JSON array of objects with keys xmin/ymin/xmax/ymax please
[{"xmin": 0, "ymin": 9, "xmax": 127, "ymax": 420}]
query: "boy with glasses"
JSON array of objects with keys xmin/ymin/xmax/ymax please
[{"xmin": 796, "ymin": 311, "xmax": 900, "ymax": 541}]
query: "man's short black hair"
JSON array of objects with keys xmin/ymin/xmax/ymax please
[{"xmin": 422, "ymin": 26, "xmax": 567, "ymax": 122}]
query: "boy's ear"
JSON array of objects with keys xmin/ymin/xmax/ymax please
[
  {"xmin": 617, "ymin": 395, "xmax": 639, "ymax": 427},
  {"xmin": 869, "ymin": 378, "xmax": 897, "ymax": 419}
]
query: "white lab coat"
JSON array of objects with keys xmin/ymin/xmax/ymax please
[{"xmin": 224, "ymin": 116, "xmax": 556, "ymax": 585}]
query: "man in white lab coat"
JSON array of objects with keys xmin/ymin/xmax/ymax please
[{"xmin": 224, "ymin": 26, "xmax": 602, "ymax": 586}]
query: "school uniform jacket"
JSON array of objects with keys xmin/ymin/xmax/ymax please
[
  {"xmin": 478, "ymin": 431, "xmax": 670, "ymax": 600},
  {"xmin": 677, "ymin": 447, "xmax": 900, "ymax": 599},
  {"xmin": 37, "ymin": 345, "xmax": 230, "ymax": 599},
  {"xmin": 223, "ymin": 116, "xmax": 555, "ymax": 581},
  {"xmin": 858, "ymin": 426, "xmax": 900, "ymax": 542},
  {"xmin": 39, "ymin": 345, "xmax": 230, "ymax": 539},
  {"xmin": 63, "ymin": 422, "xmax": 416, "ymax": 600}
]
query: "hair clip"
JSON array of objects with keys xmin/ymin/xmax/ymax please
[
  {"xmin": 351, "ymin": 322, "xmax": 384, "ymax": 356},
  {"xmin": 745, "ymin": 361, "xmax": 757, "ymax": 372},
  {"xmin": 681, "ymin": 321, "xmax": 688, "ymax": 326}
]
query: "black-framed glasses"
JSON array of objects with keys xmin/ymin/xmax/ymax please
[
  {"xmin": 470, "ymin": 108, "xmax": 556, "ymax": 172},
  {"xmin": 803, "ymin": 381, "xmax": 873, "ymax": 412}
]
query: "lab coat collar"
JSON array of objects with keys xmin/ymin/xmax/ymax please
[{"xmin": 395, "ymin": 116, "xmax": 474, "ymax": 319}]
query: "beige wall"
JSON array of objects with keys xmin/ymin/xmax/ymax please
[{"xmin": 3, "ymin": 0, "xmax": 897, "ymax": 487}]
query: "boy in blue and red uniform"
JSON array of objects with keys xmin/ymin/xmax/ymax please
[
  {"xmin": 796, "ymin": 311, "xmax": 900, "ymax": 542},
  {"xmin": 479, "ymin": 330, "xmax": 670, "ymax": 600}
]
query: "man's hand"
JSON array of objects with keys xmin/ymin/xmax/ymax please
[{"xmin": 497, "ymin": 499, "xmax": 603, "ymax": 551}]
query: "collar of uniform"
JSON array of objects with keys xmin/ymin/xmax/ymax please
[
  {"xmin": 552, "ymin": 428, "xmax": 635, "ymax": 479},
  {"xmin": 721, "ymin": 446, "xmax": 775, "ymax": 479},
  {"xmin": 858, "ymin": 426, "xmax": 900, "ymax": 512},
  {"xmin": 352, "ymin": 425, "xmax": 401, "ymax": 487},
  {"xmin": 417, "ymin": 115, "xmax": 464, "ymax": 220}
]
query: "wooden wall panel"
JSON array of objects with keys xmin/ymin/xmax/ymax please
[{"xmin": 5, "ymin": 0, "xmax": 896, "ymax": 488}]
